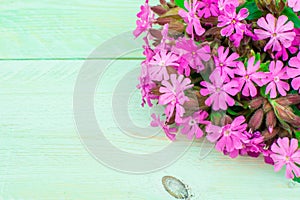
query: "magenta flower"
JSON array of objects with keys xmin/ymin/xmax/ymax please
[
  {"xmin": 240, "ymin": 131, "xmax": 265, "ymax": 158},
  {"xmin": 148, "ymin": 50, "xmax": 179, "ymax": 81},
  {"xmin": 213, "ymin": 46, "xmax": 240, "ymax": 80},
  {"xmin": 288, "ymin": 52, "xmax": 300, "ymax": 93},
  {"xmin": 274, "ymin": 28, "xmax": 300, "ymax": 61},
  {"xmin": 206, "ymin": 116, "xmax": 248, "ymax": 157},
  {"xmin": 270, "ymin": 137, "xmax": 300, "ymax": 179},
  {"xmin": 275, "ymin": 45, "xmax": 298, "ymax": 62},
  {"xmin": 200, "ymin": 70, "xmax": 240, "ymax": 111},
  {"xmin": 151, "ymin": 114, "xmax": 177, "ymax": 141},
  {"xmin": 218, "ymin": 0, "xmax": 239, "ymax": 11},
  {"xmin": 137, "ymin": 65, "xmax": 157, "ymax": 107},
  {"xmin": 235, "ymin": 57, "xmax": 266, "ymax": 97},
  {"xmin": 133, "ymin": 0, "xmax": 154, "ymax": 38},
  {"xmin": 293, "ymin": 28, "xmax": 300, "ymax": 46},
  {"xmin": 198, "ymin": 0, "xmax": 219, "ymax": 19},
  {"xmin": 217, "ymin": 5, "xmax": 249, "ymax": 37},
  {"xmin": 178, "ymin": 0, "xmax": 205, "ymax": 37},
  {"xmin": 156, "ymin": 24, "xmax": 175, "ymax": 50},
  {"xmin": 180, "ymin": 110, "xmax": 209, "ymax": 139},
  {"xmin": 254, "ymin": 14, "xmax": 296, "ymax": 52},
  {"xmin": 260, "ymin": 60, "xmax": 290, "ymax": 98},
  {"xmin": 159, "ymin": 74, "xmax": 193, "ymax": 123},
  {"xmin": 137, "ymin": 44, "xmax": 157, "ymax": 107},
  {"xmin": 288, "ymin": 0, "xmax": 300, "ymax": 12},
  {"xmin": 174, "ymin": 38, "xmax": 211, "ymax": 74}
]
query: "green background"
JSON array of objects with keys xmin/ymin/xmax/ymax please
[{"xmin": 0, "ymin": 0, "xmax": 299, "ymax": 199}]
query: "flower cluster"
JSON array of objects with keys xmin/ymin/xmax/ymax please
[{"xmin": 134, "ymin": 0, "xmax": 300, "ymax": 180}]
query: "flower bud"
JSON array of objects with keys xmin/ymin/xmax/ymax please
[
  {"xmin": 274, "ymin": 104, "xmax": 300, "ymax": 128},
  {"xmin": 156, "ymin": 17, "xmax": 172, "ymax": 25},
  {"xmin": 255, "ymin": 0, "xmax": 273, "ymax": 11},
  {"xmin": 249, "ymin": 108, "xmax": 264, "ymax": 131},
  {"xmin": 160, "ymin": 0, "xmax": 167, "ymax": 5},
  {"xmin": 169, "ymin": 20, "xmax": 185, "ymax": 32},
  {"xmin": 266, "ymin": 110, "xmax": 277, "ymax": 132},
  {"xmin": 263, "ymin": 99, "xmax": 272, "ymax": 113},
  {"xmin": 248, "ymin": 97, "xmax": 264, "ymax": 110},
  {"xmin": 151, "ymin": 5, "xmax": 168, "ymax": 16},
  {"xmin": 278, "ymin": 128, "xmax": 291, "ymax": 138},
  {"xmin": 275, "ymin": 94, "xmax": 300, "ymax": 106},
  {"xmin": 262, "ymin": 127, "xmax": 280, "ymax": 141}
]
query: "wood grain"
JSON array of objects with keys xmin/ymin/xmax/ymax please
[
  {"xmin": 1, "ymin": 0, "xmax": 300, "ymax": 199},
  {"xmin": 0, "ymin": 0, "xmax": 145, "ymax": 59},
  {"xmin": 0, "ymin": 61, "xmax": 299, "ymax": 199}
]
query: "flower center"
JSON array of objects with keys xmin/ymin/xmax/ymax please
[
  {"xmin": 220, "ymin": 63, "xmax": 224, "ymax": 67},
  {"xmin": 285, "ymin": 156, "xmax": 290, "ymax": 162},
  {"xmin": 231, "ymin": 19, "xmax": 237, "ymax": 24},
  {"xmin": 224, "ymin": 129, "xmax": 231, "ymax": 136},
  {"xmin": 216, "ymin": 87, "xmax": 221, "ymax": 92},
  {"xmin": 189, "ymin": 119, "xmax": 196, "ymax": 126},
  {"xmin": 159, "ymin": 61, "xmax": 166, "ymax": 67},
  {"xmin": 274, "ymin": 76, "xmax": 280, "ymax": 82},
  {"xmin": 192, "ymin": 51, "xmax": 196, "ymax": 56},
  {"xmin": 245, "ymin": 74, "xmax": 250, "ymax": 80},
  {"xmin": 272, "ymin": 32, "xmax": 277, "ymax": 37}
]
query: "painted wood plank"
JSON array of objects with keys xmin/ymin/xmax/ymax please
[
  {"xmin": 0, "ymin": 60, "xmax": 300, "ymax": 199},
  {"xmin": 0, "ymin": 0, "xmax": 145, "ymax": 59}
]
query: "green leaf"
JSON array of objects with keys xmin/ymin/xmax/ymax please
[
  {"xmin": 254, "ymin": 52, "xmax": 260, "ymax": 62},
  {"xmin": 282, "ymin": 7, "xmax": 300, "ymax": 28},
  {"xmin": 260, "ymin": 86, "xmax": 267, "ymax": 98},
  {"xmin": 294, "ymin": 177, "xmax": 300, "ymax": 183},
  {"xmin": 295, "ymin": 130, "xmax": 300, "ymax": 140},
  {"xmin": 291, "ymin": 105, "xmax": 300, "ymax": 117},
  {"xmin": 227, "ymin": 107, "xmax": 240, "ymax": 116},
  {"xmin": 174, "ymin": 0, "xmax": 185, "ymax": 9},
  {"xmin": 260, "ymin": 61, "xmax": 270, "ymax": 72},
  {"xmin": 237, "ymin": 0, "xmax": 262, "ymax": 20}
]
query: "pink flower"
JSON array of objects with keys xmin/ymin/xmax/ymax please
[
  {"xmin": 198, "ymin": 0, "xmax": 219, "ymax": 19},
  {"xmin": 148, "ymin": 50, "xmax": 179, "ymax": 81},
  {"xmin": 174, "ymin": 38, "xmax": 211, "ymax": 75},
  {"xmin": 178, "ymin": 0, "xmax": 205, "ymax": 38},
  {"xmin": 274, "ymin": 45, "xmax": 298, "ymax": 62},
  {"xmin": 180, "ymin": 110, "xmax": 209, "ymax": 139},
  {"xmin": 218, "ymin": 0, "xmax": 239, "ymax": 11},
  {"xmin": 133, "ymin": 0, "xmax": 155, "ymax": 38},
  {"xmin": 270, "ymin": 137, "xmax": 300, "ymax": 179},
  {"xmin": 213, "ymin": 46, "xmax": 240, "ymax": 80},
  {"xmin": 151, "ymin": 114, "xmax": 177, "ymax": 141},
  {"xmin": 254, "ymin": 14, "xmax": 296, "ymax": 52},
  {"xmin": 240, "ymin": 131, "xmax": 265, "ymax": 158},
  {"xmin": 292, "ymin": 28, "xmax": 300, "ymax": 46},
  {"xmin": 275, "ymin": 27, "xmax": 300, "ymax": 61},
  {"xmin": 235, "ymin": 57, "xmax": 266, "ymax": 97},
  {"xmin": 200, "ymin": 71, "xmax": 240, "ymax": 111},
  {"xmin": 217, "ymin": 5, "xmax": 249, "ymax": 37},
  {"xmin": 260, "ymin": 60, "xmax": 290, "ymax": 98},
  {"xmin": 137, "ymin": 66, "xmax": 157, "ymax": 107},
  {"xmin": 288, "ymin": 52, "xmax": 300, "ymax": 93},
  {"xmin": 156, "ymin": 24, "xmax": 174, "ymax": 50},
  {"xmin": 159, "ymin": 74, "xmax": 193, "ymax": 123},
  {"xmin": 137, "ymin": 44, "xmax": 157, "ymax": 107},
  {"xmin": 288, "ymin": 0, "xmax": 300, "ymax": 12},
  {"xmin": 206, "ymin": 116, "xmax": 248, "ymax": 157}
]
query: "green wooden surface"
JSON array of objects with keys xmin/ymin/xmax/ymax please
[{"xmin": 0, "ymin": 1, "xmax": 300, "ymax": 200}]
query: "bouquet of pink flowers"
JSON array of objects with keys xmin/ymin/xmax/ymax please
[{"xmin": 134, "ymin": 0, "xmax": 300, "ymax": 180}]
